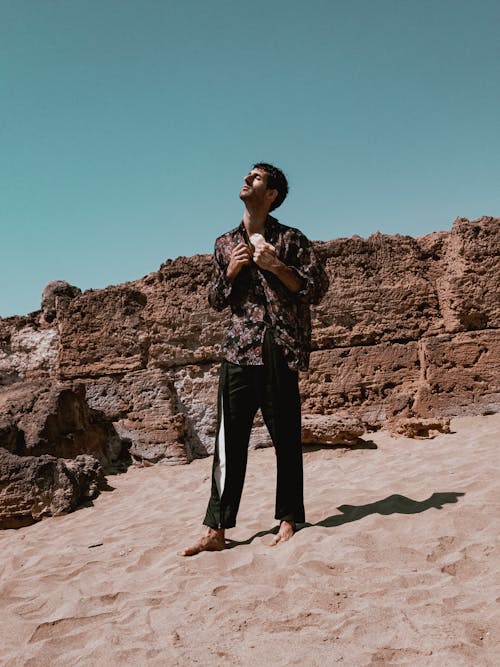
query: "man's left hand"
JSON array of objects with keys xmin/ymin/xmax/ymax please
[
  {"xmin": 253, "ymin": 242, "xmax": 279, "ymax": 272},
  {"xmin": 253, "ymin": 241, "xmax": 302, "ymax": 292}
]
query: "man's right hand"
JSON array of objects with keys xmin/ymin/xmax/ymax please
[{"xmin": 226, "ymin": 242, "xmax": 252, "ymax": 283}]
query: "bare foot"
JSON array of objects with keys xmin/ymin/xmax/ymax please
[
  {"xmin": 179, "ymin": 527, "xmax": 225, "ymax": 556},
  {"xmin": 269, "ymin": 520, "xmax": 296, "ymax": 547}
]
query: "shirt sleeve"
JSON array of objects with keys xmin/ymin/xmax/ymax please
[
  {"xmin": 207, "ymin": 238, "xmax": 233, "ymax": 311},
  {"xmin": 289, "ymin": 232, "xmax": 330, "ymax": 305}
]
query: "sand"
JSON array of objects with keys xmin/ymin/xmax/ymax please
[{"xmin": 1, "ymin": 413, "xmax": 499, "ymax": 666}]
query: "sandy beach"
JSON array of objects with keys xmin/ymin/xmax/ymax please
[{"xmin": 1, "ymin": 413, "xmax": 499, "ymax": 666}]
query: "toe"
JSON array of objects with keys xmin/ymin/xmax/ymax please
[
  {"xmin": 268, "ymin": 534, "xmax": 281, "ymax": 547},
  {"xmin": 179, "ymin": 546, "xmax": 196, "ymax": 557}
]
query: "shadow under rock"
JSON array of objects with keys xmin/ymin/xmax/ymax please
[
  {"xmin": 302, "ymin": 437, "xmax": 378, "ymax": 453},
  {"xmin": 224, "ymin": 492, "xmax": 465, "ymax": 550}
]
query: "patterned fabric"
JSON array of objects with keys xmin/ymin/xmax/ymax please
[{"xmin": 208, "ymin": 216, "xmax": 329, "ymax": 371}]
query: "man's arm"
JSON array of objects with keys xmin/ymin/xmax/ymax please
[
  {"xmin": 254, "ymin": 232, "xmax": 329, "ymax": 303},
  {"xmin": 253, "ymin": 244, "xmax": 302, "ymax": 292}
]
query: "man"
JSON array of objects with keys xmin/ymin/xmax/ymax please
[{"xmin": 181, "ymin": 162, "xmax": 329, "ymax": 556}]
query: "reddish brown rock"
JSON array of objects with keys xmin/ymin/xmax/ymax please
[
  {"xmin": 141, "ymin": 255, "xmax": 223, "ymax": 369},
  {"xmin": 84, "ymin": 369, "xmax": 193, "ymax": 464},
  {"xmin": 0, "ymin": 216, "xmax": 498, "ymax": 526},
  {"xmin": 0, "ymin": 449, "xmax": 105, "ymax": 529},
  {"xmin": 413, "ymin": 330, "xmax": 500, "ymax": 417},
  {"xmin": 0, "ymin": 382, "xmax": 124, "ymax": 466},
  {"xmin": 41, "ymin": 280, "xmax": 81, "ymax": 324},
  {"xmin": 312, "ymin": 233, "xmax": 442, "ymax": 349},
  {"xmin": 388, "ymin": 417, "xmax": 451, "ymax": 439},
  {"xmin": 301, "ymin": 413, "xmax": 365, "ymax": 445},
  {"xmin": 432, "ymin": 217, "xmax": 499, "ymax": 333},
  {"xmin": 301, "ymin": 342, "xmax": 421, "ymax": 424},
  {"xmin": 58, "ymin": 286, "xmax": 150, "ymax": 379}
]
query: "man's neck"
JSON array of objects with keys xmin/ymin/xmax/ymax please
[{"xmin": 242, "ymin": 205, "xmax": 269, "ymax": 236}]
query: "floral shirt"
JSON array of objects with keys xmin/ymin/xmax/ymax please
[{"xmin": 208, "ymin": 216, "xmax": 329, "ymax": 371}]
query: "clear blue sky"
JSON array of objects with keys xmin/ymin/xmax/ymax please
[{"xmin": 1, "ymin": 0, "xmax": 499, "ymax": 317}]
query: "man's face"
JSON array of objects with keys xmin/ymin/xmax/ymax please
[{"xmin": 239, "ymin": 168, "xmax": 276, "ymax": 208}]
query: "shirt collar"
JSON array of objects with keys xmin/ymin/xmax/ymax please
[{"xmin": 238, "ymin": 215, "xmax": 279, "ymax": 243}]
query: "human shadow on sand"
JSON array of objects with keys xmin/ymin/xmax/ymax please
[{"xmin": 224, "ymin": 491, "xmax": 465, "ymax": 549}]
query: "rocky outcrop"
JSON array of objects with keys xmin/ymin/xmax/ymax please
[
  {"xmin": 0, "ymin": 449, "xmax": 105, "ymax": 529},
  {"xmin": 301, "ymin": 413, "xmax": 365, "ymax": 445},
  {"xmin": 0, "ymin": 382, "xmax": 124, "ymax": 465},
  {"xmin": 0, "ymin": 216, "xmax": 498, "ymax": 525},
  {"xmin": 388, "ymin": 417, "xmax": 451, "ymax": 439},
  {"xmin": 41, "ymin": 280, "xmax": 82, "ymax": 324},
  {"xmin": 0, "ymin": 382, "xmax": 126, "ymax": 527}
]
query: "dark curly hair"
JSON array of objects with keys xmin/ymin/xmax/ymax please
[{"xmin": 253, "ymin": 162, "xmax": 289, "ymax": 211}]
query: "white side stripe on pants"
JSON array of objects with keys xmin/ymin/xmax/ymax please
[{"xmin": 214, "ymin": 395, "xmax": 226, "ymax": 499}]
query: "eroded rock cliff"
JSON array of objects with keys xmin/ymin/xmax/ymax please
[{"xmin": 0, "ymin": 216, "xmax": 498, "ymax": 526}]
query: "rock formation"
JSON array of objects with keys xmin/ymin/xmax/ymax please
[
  {"xmin": 0, "ymin": 449, "xmax": 105, "ymax": 529},
  {"xmin": 0, "ymin": 216, "xmax": 498, "ymax": 526}
]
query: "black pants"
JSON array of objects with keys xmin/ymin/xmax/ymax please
[{"xmin": 204, "ymin": 331, "xmax": 305, "ymax": 529}]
